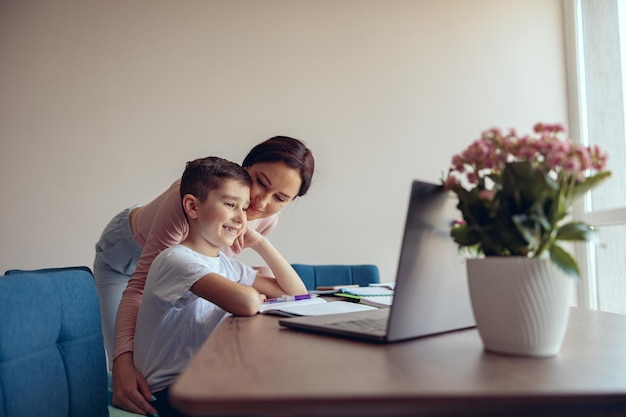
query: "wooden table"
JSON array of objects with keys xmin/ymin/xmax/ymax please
[{"xmin": 170, "ymin": 307, "xmax": 626, "ymax": 416}]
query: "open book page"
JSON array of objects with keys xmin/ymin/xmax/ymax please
[
  {"xmin": 334, "ymin": 286, "xmax": 394, "ymax": 308},
  {"xmin": 309, "ymin": 284, "xmax": 359, "ymax": 295},
  {"xmin": 359, "ymin": 295, "xmax": 393, "ymax": 308},
  {"xmin": 258, "ymin": 297, "xmax": 326, "ymax": 313},
  {"xmin": 260, "ymin": 300, "xmax": 377, "ymax": 317},
  {"xmin": 340, "ymin": 287, "xmax": 394, "ymax": 296},
  {"xmin": 369, "ymin": 282, "xmax": 396, "ymax": 290}
]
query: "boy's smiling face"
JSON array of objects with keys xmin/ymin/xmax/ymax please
[{"xmin": 191, "ymin": 178, "xmax": 250, "ymax": 253}]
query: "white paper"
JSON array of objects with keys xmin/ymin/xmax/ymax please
[
  {"xmin": 260, "ymin": 300, "xmax": 377, "ymax": 317},
  {"xmin": 341, "ymin": 287, "xmax": 394, "ymax": 296},
  {"xmin": 258, "ymin": 297, "xmax": 326, "ymax": 313}
]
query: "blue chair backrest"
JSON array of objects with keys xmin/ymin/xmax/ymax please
[
  {"xmin": 0, "ymin": 266, "xmax": 109, "ymax": 417},
  {"xmin": 291, "ymin": 264, "xmax": 380, "ymax": 290}
]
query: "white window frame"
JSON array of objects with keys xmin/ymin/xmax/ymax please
[{"xmin": 564, "ymin": 0, "xmax": 626, "ymax": 311}]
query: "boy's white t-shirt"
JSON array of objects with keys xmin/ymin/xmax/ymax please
[{"xmin": 134, "ymin": 244, "xmax": 257, "ymax": 392}]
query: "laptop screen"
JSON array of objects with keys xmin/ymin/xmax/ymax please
[{"xmin": 387, "ymin": 180, "xmax": 475, "ymax": 341}]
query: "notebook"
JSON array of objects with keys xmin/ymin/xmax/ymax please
[
  {"xmin": 279, "ymin": 180, "xmax": 476, "ymax": 343},
  {"xmin": 258, "ymin": 298, "xmax": 377, "ymax": 317}
]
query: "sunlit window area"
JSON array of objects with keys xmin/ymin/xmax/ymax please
[{"xmin": 567, "ymin": 0, "xmax": 626, "ymax": 314}]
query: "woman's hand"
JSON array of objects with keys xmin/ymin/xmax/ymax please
[{"xmin": 112, "ymin": 352, "xmax": 158, "ymax": 416}]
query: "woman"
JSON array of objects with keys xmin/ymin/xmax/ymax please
[{"xmin": 93, "ymin": 136, "xmax": 314, "ymax": 416}]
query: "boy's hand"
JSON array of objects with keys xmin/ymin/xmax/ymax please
[
  {"xmin": 231, "ymin": 227, "xmax": 264, "ymax": 254},
  {"xmin": 242, "ymin": 228, "xmax": 264, "ymax": 249},
  {"xmin": 231, "ymin": 224, "xmax": 248, "ymax": 254}
]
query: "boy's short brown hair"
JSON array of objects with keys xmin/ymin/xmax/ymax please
[{"xmin": 180, "ymin": 156, "xmax": 252, "ymax": 202}]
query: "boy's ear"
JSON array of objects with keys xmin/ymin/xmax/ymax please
[{"xmin": 182, "ymin": 194, "xmax": 199, "ymax": 219}]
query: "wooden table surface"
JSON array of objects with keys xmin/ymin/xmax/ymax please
[{"xmin": 170, "ymin": 307, "xmax": 626, "ymax": 417}]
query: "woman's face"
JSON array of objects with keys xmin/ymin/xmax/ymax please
[{"xmin": 245, "ymin": 161, "xmax": 302, "ymax": 221}]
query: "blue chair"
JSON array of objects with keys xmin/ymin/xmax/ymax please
[
  {"xmin": 0, "ymin": 266, "xmax": 141, "ymax": 417},
  {"xmin": 291, "ymin": 264, "xmax": 380, "ymax": 290}
]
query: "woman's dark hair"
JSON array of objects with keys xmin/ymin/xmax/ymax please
[
  {"xmin": 241, "ymin": 136, "xmax": 314, "ymax": 197},
  {"xmin": 180, "ymin": 156, "xmax": 252, "ymax": 202}
]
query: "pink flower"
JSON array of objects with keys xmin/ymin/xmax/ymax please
[
  {"xmin": 572, "ymin": 146, "xmax": 591, "ymax": 170},
  {"xmin": 590, "ymin": 145, "xmax": 608, "ymax": 170},
  {"xmin": 445, "ymin": 122, "xmax": 609, "ymax": 194},
  {"xmin": 451, "ymin": 154, "xmax": 465, "ymax": 170},
  {"xmin": 479, "ymin": 189, "xmax": 496, "ymax": 201},
  {"xmin": 443, "ymin": 122, "xmax": 610, "ymax": 275},
  {"xmin": 563, "ymin": 155, "xmax": 582, "ymax": 173},
  {"xmin": 443, "ymin": 175, "xmax": 459, "ymax": 189}
]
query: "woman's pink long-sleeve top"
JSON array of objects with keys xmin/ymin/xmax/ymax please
[{"xmin": 113, "ymin": 180, "xmax": 278, "ymax": 359}]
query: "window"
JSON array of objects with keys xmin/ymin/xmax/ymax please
[{"xmin": 565, "ymin": 0, "xmax": 626, "ymax": 314}]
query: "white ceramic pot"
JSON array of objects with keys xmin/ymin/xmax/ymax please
[{"xmin": 467, "ymin": 257, "xmax": 573, "ymax": 357}]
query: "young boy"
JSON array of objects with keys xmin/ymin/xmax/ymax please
[{"xmin": 133, "ymin": 156, "xmax": 307, "ymax": 416}]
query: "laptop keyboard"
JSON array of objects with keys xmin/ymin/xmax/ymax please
[{"xmin": 328, "ymin": 317, "xmax": 388, "ymax": 334}]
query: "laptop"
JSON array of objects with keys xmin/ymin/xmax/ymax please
[{"xmin": 278, "ymin": 180, "xmax": 476, "ymax": 342}]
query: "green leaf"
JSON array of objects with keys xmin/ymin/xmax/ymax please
[
  {"xmin": 501, "ymin": 162, "xmax": 546, "ymax": 209},
  {"xmin": 549, "ymin": 244, "xmax": 580, "ymax": 279},
  {"xmin": 572, "ymin": 171, "xmax": 612, "ymax": 200},
  {"xmin": 451, "ymin": 224, "xmax": 481, "ymax": 246},
  {"xmin": 511, "ymin": 213, "xmax": 542, "ymax": 248},
  {"xmin": 555, "ymin": 222, "xmax": 595, "ymax": 241}
]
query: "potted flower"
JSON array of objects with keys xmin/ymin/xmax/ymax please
[{"xmin": 443, "ymin": 123, "xmax": 610, "ymax": 357}]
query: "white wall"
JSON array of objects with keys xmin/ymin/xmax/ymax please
[{"xmin": 0, "ymin": 0, "xmax": 568, "ymax": 281}]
